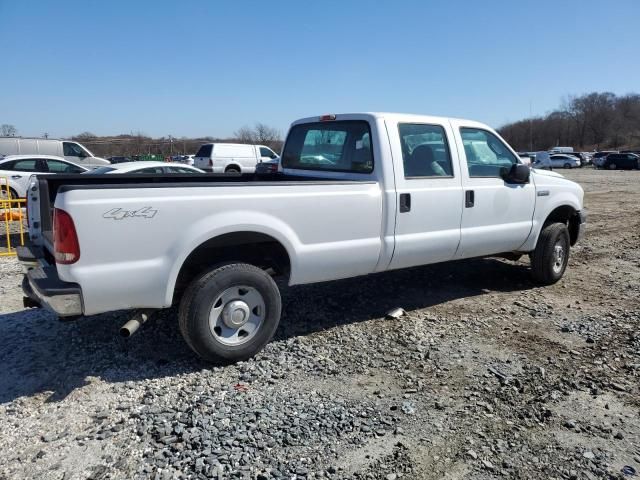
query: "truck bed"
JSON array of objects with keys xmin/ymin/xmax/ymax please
[{"xmin": 34, "ymin": 172, "xmax": 371, "ymax": 252}]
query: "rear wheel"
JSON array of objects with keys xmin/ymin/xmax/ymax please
[
  {"xmin": 608, "ymin": 163, "xmax": 617, "ymax": 170},
  {"xmin": 563, "ymin": 163, "xmax": 571, "ymax": 169},
  {"xmin": 225, "ymin": 166, "xmax": 241, "ymax": 174},
  {"xmin": 179, "ymin": 263, "xmax": 281, "ymax": 362},
  {"xmin": 530, "ymin": 223, "xmax": 570, "ymax": 285}
]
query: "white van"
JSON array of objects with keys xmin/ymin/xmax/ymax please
[
  {"xmin": 549, "ymin": 146, "xmax": 574, "ymax": 154},
  {"xmin": 0, "ymin": 137, "xmax": 110, "ymax": 168},
  {"xmin": 193, "ymin": 143, "xmax": 279, "ymax": 173}
]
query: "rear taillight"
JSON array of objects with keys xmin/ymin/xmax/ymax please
[{"xmin": 53, "ymin": 208, "xmax": 80, "ymax": 264}]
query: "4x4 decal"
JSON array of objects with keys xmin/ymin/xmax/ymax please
[{"xmin": 103, "ymin": 207, "xmax": 158, "ymax": 220}]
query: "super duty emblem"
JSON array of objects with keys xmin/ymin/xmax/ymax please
[{"xmin": 103, "ymin": 207, "xmax": 158, "ymax": 220}]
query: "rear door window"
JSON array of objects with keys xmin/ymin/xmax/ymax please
[
  {"xmin": 195, "ymin": 145, "xmax": 213, "ymax": 158},
  {"xmin": 398, "ymin": 123, "xmax": 453, "ymax": 177},
  {"xmin": 134, "ymin": 167, "xmax": 165, "ymax": 174},
  {"xmin": 165, "ymin": 166, "xmax": 199, "ymax": 173},
  {"xmin": 46, "ymin": 159, "xmax": 85, "ymax": 173},
  {"xmin": 11, "ymin": 159, "xmax": 38, "ymax": 172},
  {"xmin": 282, "ymin": 120, "xmax": 373, "ymax": 173}
]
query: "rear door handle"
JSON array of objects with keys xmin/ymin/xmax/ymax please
[
  {"xmin": 465, "ymin": 190, "xmax": 474, "ymax": 208},
  {"xmin": 399, "ymin": 193, "xmax": 411, "ymax": 212},
  {"xmin": 11, "ymin": 175, "xmax": 22, "ymax": 179}
]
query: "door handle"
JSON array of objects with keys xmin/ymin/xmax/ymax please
[
  {"xmin": 399, "ymin": 193, "xmax": 411, "ymax": 212},
  {"xmin": 11, "ymin": 175, "xmax": 22, "ymax": 179},
  {"xmin": 465, "ymin": 190, "xmax": 474, "ymax": 208}
]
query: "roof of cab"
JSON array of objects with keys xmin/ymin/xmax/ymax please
[{"xmin": 290, "ymin": 112, "xmax": 491, "ymax": 130}]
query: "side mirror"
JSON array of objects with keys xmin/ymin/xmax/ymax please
[{"xmin": 501, "ymin": 163, "xmax": 530, "ymax": 184}]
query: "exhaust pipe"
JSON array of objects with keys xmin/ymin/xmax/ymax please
[
  {"xmin": 120, "ymin": 309, "xmax": 155, "ymax": 338},
  {"xmin": 23, "ymin": 296, "xmax": 42, "ymax": 309}
]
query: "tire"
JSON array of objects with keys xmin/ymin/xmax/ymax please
[
  {"xmin": 563, "ymin": 163, "xmax": 571, "ymax": 169},
  {"xmin": 1, "ymin": 187, "xmax": 18, "ymax": 200},
  {"xmin": 178, "ymin": 263, "xmax": 281, "ymax": 362},
  {"xmin": 225, "ymin": 166, "xmax": 241, "ymax": 174},
  {"xmin": 608, "ymin": 163, "xmax": 616, "ymax": 170},
  {"xmin": 530, "ymin": 223, "xmax": 570, "ymax": 285}
]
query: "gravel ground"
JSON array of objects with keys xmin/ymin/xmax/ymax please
[{"xmin": 0, "ymin": 168, "xmax": 638, "ymax": 480}]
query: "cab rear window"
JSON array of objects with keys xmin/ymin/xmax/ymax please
[{"xmin": 281, "ymin": 121, "xmax": 373, "ymax": 173}]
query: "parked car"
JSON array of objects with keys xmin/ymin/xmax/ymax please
[
  {"xmin": 194, "ymin": 143, "xmax": 279, "ymax": 173},
  {"xmin": 176, "ymin": 154, "xmax": 195, "ymax": 166},
  {"xmin": 0, "ymin": 137, "xmax": 110, "ymax": 168},
  {"xmin": 85, "ymin": 161, "xmax": 204, "ymax": 174},
  {"xmin": 0, "ymin": 155, "xmax": 87, "ymax": 198},
  {"xmin": 565, "ymin": 152, "xmax": 586, "ymax": 166},
  {"xmin": 593, "ymin": 151, "xmax": 617, "ymax": 168},
  {"xmin": 255, "ymin": 157, "xmax": 282, "ymax": 174},
  {"xmin": 107, "ymin": 156, "xmax": 133, "ymax": 164},
  {"xmin": 548, "ymin": 154, "xmax": 581, "ymax": 169},
  {"xmin": 601, "ymin": 153, "xmax": 639, "ymax": 170},
  {"xmin": 19, "ymin": 112, "xmax": 585, "ymax": 362}
]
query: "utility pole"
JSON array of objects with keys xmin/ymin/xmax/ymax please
[{"xmin": 529, "ymin": 100, "xmax": 533, "ymax": 152}]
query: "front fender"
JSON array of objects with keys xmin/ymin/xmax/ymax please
[{"xmin": 520, "ymin": 192, "xmax": 584, "ymax": 252}]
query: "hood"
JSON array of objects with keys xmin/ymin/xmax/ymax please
[{"xmin": 531, "ymin": 168, "xmax": 564, "ymax": 179}]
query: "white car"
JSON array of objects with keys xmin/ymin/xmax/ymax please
[
  {"xmin": 534, "ymin": 154, "xmax": 581, "ymax": 170},
  {"xmin": 549, "ymin": 154, "xmax": 581, "ymax": 169},
  {"xmin": 21, "ymin": 112, "xmax": 585, "ymax": 363},
  {"xmin": 86, "ymin": 161, "xmax": 204, "ymax": 175},
  {"xmin": 177, "ymin": 155, "xmax": 195, "ymax": 166},
  {"xmin": 0, "ymin": 155, "xmax": 87, "ymax": 198},
  {"xmin": 0, "ymin": 137, "xmax": 110, "ymax": 168}
]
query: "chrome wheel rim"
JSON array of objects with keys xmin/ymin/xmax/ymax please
[
  {"xmin": 552, "ymin": 243, "xmax": 565, "ymax": 274},
  {"xmin": 209, "ymin": 285, "xmax": 265, "ymax": 346}
]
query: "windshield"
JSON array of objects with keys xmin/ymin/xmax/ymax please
[{"xmin": 85, "ymin": 166, "xmax": 117, "ymax": 174}]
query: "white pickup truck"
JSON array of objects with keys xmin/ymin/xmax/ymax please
[{"xmin": 19, "ymin": 113, "xmax": 586, "ymax": 362}]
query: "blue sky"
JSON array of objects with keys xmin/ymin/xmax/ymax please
[{"xmin": 1, "ymin": 0, "xmax": 639, "ymax": 138}]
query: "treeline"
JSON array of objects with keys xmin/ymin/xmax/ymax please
[
  {"xmin": 71, "ymin": 123, "xmax": 283, "ymax": 158},
  {"xmin": 499, "ymin": 92, "xmax": 640, "ymax": 152}
]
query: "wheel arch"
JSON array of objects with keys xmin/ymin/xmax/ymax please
[
  {"xmin": 541, "ymin": 204, "xmax": 582, "ymax": 246},
  {"xmin": 169, "ymin": 229, "xmax": 294, "ymax": 305}
]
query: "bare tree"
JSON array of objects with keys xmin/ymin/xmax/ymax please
[
  {"xmin": 75, "ymin": 131, "xmax": 97, "ymax": 140},
  {"xmin": 499, "ymin": 91, "xmax": 640, "ymax": 151},
  {"xmin": 1, "ymin": 124, "xmax": 17, "ymax": 136},
  {"xmin": 234, "ymin": 122, "xmax": 282, "ymax": 150}
]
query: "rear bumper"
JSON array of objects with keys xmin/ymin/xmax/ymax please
[{"xmin": 18, "ymin": 246, "xmax": 83, "ymax": 316}]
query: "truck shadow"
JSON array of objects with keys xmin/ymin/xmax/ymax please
[{"xmin": 0, "ymin": 257, "xmax": 535, "ymax": 404}]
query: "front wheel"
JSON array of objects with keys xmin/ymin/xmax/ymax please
[
  {"xmin": 179, "ymin": 263, "xmax": 282, "ymax": 362},
  {"xmin": 530, "ymin": 223, "xmax": 570, "ymax": 285},
  {"xmin": 608, "ymin": 163, "xmax": 617, "ymax": 170}
]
